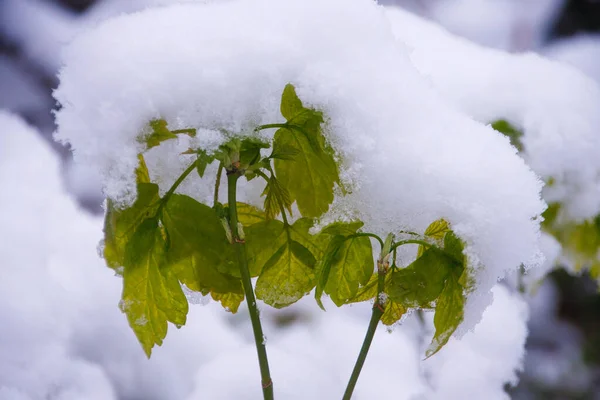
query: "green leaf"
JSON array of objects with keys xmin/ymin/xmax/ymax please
[
  {"xmin": 344, "ymin": 272, "xmax": 405, "ymax": 325},
  {"xmin": 323, "ymin": 236, "xmax": 373, "ymax": 306},
  {"xmin": 239, "ymin": 137, "xmax": 270, "ymax": 168},
  {"xmin": 103, "ymin": 183, "xmax": 160, "ymax": 270},
  {"xmin": 161, "ymin": 194, "xmax": 244, "ymax": 310},
  {"xmin": 426, "ymin": 272, "xmax": 464, "ymax": 358},
  {"xmin": 145, "ymin": 119, "xmax": 178, "ymax": 149},
  {"xmin": 444, "ymin": 231, "xmax": 465, "ymax": 263},
  {"xmin": 236, "ymin": 203, "xmax": 266, "ymax": 226},
  {"xmin": 381, "ymin": 300, "xmax": 406, "ymax": 326},
  {"xmin": 136, "ymin": 154, "xmax": 151, "ymax": 184},
  {"xmin": 210, "ymin": 291, "xmax": 244, "ymax": 313},
  {"xmin": 491, "ymin": 119, "xmax": 524, "ymax": 152},
  {"xmin": 262, "ymin": 174, "xmax": 293, "ymax": 219},
  {"xmin": 280, "ymin": 84, "xmax": 304, "ymax": 120},
  {"xmin": 120, "ymin": 217, "xmax": 188, "ymax": 357},
  {"xmin": 346, "ymin": 273, "xmax": 379, "ymax": 304},
  {"xmin": 541, "ymin": 202, "xmax": 561, "ymax": 231},
  {"xmin": 270, "ymin": 141, "xmax": 300, "ymax": 161},
  {"xmin": 143, "ymin": 119, "xmax": 196, "ymax": 150},
  {"xmin": 245, "ymin": 220, "xmax": 287, "ymax": 277},
  {"xmin": 321, "ymin": 221, "xmax": 364, "ymax": 236},
  {"xmin": 273, "ymin": 84, "xmax": 340, "ymax": 218},
  {"xmin": 387, "ymin": 248, "xmax": 452, "ymax": 308},
  {"xmin": 417, "ymin": 218, "xmax": 449, "ymax": 257},
  {"xmin": 253, "ymin": 218, "xmax": 321, "ymax": 308},
  {"xmin": 315, "ymin": 235, "xmax": 346, "ymax": 309},
  {"xmin": 553, "ymin": 216, "xmax": 600, "ymax": 272},
  {"xmin": 196, "ymin": 150, "xmax": 214, "ymax": 178},
  {"xmin": 314, "ymin": 221, "xmax": 368, "ymax": 308}
]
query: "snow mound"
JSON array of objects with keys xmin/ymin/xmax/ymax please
[{"xmin": 54, "ymin": 0, "xmax": 544, "ymax": 334}]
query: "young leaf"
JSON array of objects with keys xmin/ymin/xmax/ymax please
[
  {"xmin": 136, "ymin": 154, "xmax": 151, "ymax": 184},
  {"xmin": 381, "ymin": 300, "xmax": 406, "ymax": 326},
  {"xmin": 210, "ymin": 291, "xmax": 245, "ymax": 313},
  {"xmin": 196, "ymin": 150, "xmax": 214, "ymax": 178},
  {"xmin": 270, "ymin": 141, "xmax": 300, "ymax": 161},
  {"xmin": 323, "ymin": 236, "xmax": 373, "ymax": 306},
  {"xmin": 253, "ymin": 218, "xmax": 321, "ymax": 308},
  {"xmin": 416, "ymin": 218, "xmax": 449, "ymax": 257},
  {"xmin": 236, "ymin": 202, "xmax": 266, "ymax": 226},
  {"xmin": 315, "ymin": 235, "xmax": 346, "ymax": 309},
  {"xmin": 321, "ymin": 221, "xmax": 364, "ymax": 236},
  {"xmin": 426, "ymin": 272, "xmax": 464, "ymax": 358},
  {"xmin": 387, "ymin": 248, "xmax": 452, "ymax": 308},
  {"xmin": 143, "ymin": 119, "xmax": 196, "ymax": 150},
  {"xmin": 314, "ymin": 221, "xmax": 368, "ymax": 308},
  {"xmin": 262, "ymin": 175, "xmax": 293, "ymax": 219},
  {"xmin": 103, "ymin": 183, "xmax": 160, "ymax": 270},
  {"xmin": 239, "ymin": 137, "xmax": 270, "ymax": 168},
  {"xmin": 345, "ymin": 273, "xmax": 405, "ymax": 325},
  {"xmin": 346, "ymin": 273, "xmax": 379, "ymax": 304},
  {"xmin": 121, "ymin": 217, "xmax": 188, "ymax": 357},
  {"xmin": 273, "ymin": 84, "xmax": 340, "ymax": 218},
  {"xmin": 145, "ymin": 119, "xmax": 178, "ymax": 149},
  {"xmin": 161, "ymin": 194, "xmax": 244, "ymax": 310}
]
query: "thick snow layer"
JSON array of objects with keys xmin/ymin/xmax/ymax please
[
  {"xmin": 0, "ymin": 0, "xmax": 203, "ymax": 73},
  {"xmin": 2, "ymin": 109, "xmax": 530, "ymax": 399},
  {"xmin": 544, "ymin": 34, "xmax": 600, "ymax": 84},
  {"xmin": 385, "ymin": 6, "xmax": 600, "ymax": 223},
  {"xmin": 428, "ymin": 0, "xmax": 563, "ymax": 51},
  {"xmin": 54, "ymin": 0, "xmax": 544, "ymax": 335},
  {"xmin": 422, "ymin": 285, "xmax": 529, "ymax": 400}
]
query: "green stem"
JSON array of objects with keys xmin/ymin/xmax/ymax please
[
  {"xmin": 254, "ymin": 123, "xmax": 288, "ymax": 131},
  {"xmin": 227, "ymin": 172, "xmax": 274, "ymax": 400},
  {"xmin": 390, "ymin": 239, "xmax": 433, "ymax": 252},
  {"xmin": 157, "ymin": 160, "xmax": 197, "ymax": 214},
  {"xmin": 171, "ymin": 128, "xmax": 196, "ymax": 135},
  {"xmin": 343, "ymin": 268, "xmax": 385, "ymax": 400},
  {"xmin": 347, "ymin": 232, "xmax": 384, "ymax": 250},
  {"xmin": 214, "ymin": 163, "xmax": 223, "ymax": 207}
]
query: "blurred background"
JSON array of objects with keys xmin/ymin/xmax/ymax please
[{"xmin": 1, "ymin": 0, "xmax": 600, "ymax": 398}]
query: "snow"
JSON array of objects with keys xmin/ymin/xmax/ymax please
[
  {"xmin": 54, "ymin": 0, "xmax": 545, "ymax": 336},
  {"xmin": 544, "ymin": 34, "xmax": 600, "ymax": 84},
  {"xmin": 1, "ymin": 109, "xmax": 530, "ymax": 399},
  {"xmin": 427, "ymin": 0, "xmax": 563, "ymax": 51},
  {"xmin": 385, "ymin": 6, "xmax": 600, "ymax": 223},
  {"xmin": 422, "ymin": 285, "xmax": 529, "ymax": 400}
]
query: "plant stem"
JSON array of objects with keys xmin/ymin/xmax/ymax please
[
  {"xmin": 390, "ymin": 238, "xmax": 433, "ymax": 252},
  {"xmin": 227, "ymin": 172, "xmax": 274, "ymax": 400},
  {"xmin": 214, "ymin": 163, "xmax": 223, "ymax": 207},
  {"xmin": 343, "ymin": 268, "xmax": 385, "ymax": 400},
  {"xmin": 157, "ymin": 160, "xmax": 197, "ymax": 214},
  {"xmin": 254, "ymin": 123, "xmax": 288, "ymax": 131},
  {"xmin": 347, "ymin": 232, "xmax": 384, "ymax": 250},
  {"xmin": 171, "ymin": 128, "xmax": 197, "ymax": 136}
]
